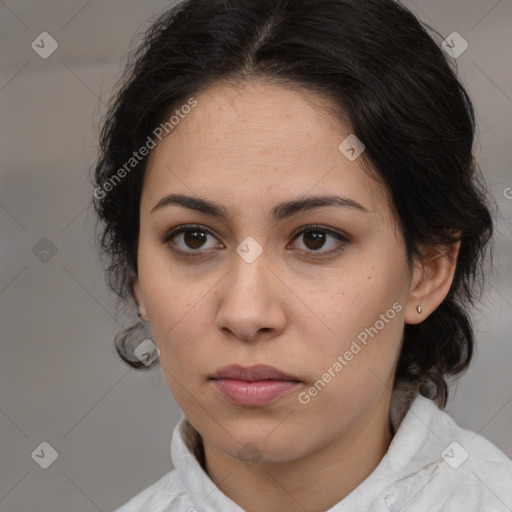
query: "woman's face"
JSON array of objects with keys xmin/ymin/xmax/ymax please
[{"xmin": 134, "ymin": 80, "xmax": 420, "ymax": 464}]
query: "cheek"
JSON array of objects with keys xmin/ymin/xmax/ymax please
[
  {"xmin": 137, "ymin": 247, "xmax": 203, "ymax": 362},
  {"xmin": 313, "ymin": 266, "xmax": 400, "ymax": 337},
  {"xmin": 138, "ymin": 236, "xmax": 198, "ymax": 320},
  {"xmin": 303, "ymin": 261, "xmax": 407, "ymax": 381},
  {"xmin": 297, "ymin": 303, "xmax": 404, "ymax": 422},
  {"xmin": 149, "ymin": 291, "xmax": 209, "ymax": 365}
]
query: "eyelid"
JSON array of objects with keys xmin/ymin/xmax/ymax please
[
  {"xmin": 160, "ymin": 224, "xmax": 224, "ymax": 257},
  {"xmin": 289, "ymin": 224, "xmax": 351, "ymax": 242},
  {"xmin": 161, "ymin": 224, "xmax": 220, "ymax": 244},
  {"xmin": 287, "ymin": 224, "xmax": 351, "ymax": 257}
]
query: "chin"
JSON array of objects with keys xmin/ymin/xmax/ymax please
[{"xmin": 211, "ymin": 420, "xmax": 311, "ymax": 465}]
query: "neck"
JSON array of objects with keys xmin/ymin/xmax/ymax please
[{"xmin": 202, "ymin": 394, "xmax": 393, "ymax": 512}]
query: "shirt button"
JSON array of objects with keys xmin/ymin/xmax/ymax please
[{"xmin": 384, "ymin": 490, "xmax": 397, "ymax": 507}]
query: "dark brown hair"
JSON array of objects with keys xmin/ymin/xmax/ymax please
[{"xmin": 91, "ymin": 0, "xmax": 495, "ymax": 408}]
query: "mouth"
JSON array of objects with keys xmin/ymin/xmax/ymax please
[
  {"xmin": 210, "ymin": 363, "xmax": 300, "ymax": 382},
  {"xmin": 210, "ymin": 364, "xmax": 302, "ymax": 407}
]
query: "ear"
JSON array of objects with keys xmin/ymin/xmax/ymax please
[
  {"xmin": 404, "ymin": 239, "xmax": 461, "ymax": 325},
  {"xmin": 133, "ymin": 277, "xmax": 146, "ymax": 315}
]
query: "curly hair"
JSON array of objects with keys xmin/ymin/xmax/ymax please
[{"xmin": 91, "ymin": 0, "xmax": 495, "ymax": 408}]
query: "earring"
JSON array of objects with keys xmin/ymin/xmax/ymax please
[{"xmin": 417, "ymin": 305, "xmax": 422, "ymax": 314}]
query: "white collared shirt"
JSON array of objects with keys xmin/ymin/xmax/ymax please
[{"xmin": 113, "ymin": 393, "xmax": 512, "ymax": 511}]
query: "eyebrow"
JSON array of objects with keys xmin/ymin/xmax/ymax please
[{"xmin": 150, "ymin": 193, "xmax": 372, "ymax": 220}]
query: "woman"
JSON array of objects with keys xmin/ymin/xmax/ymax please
[{"xmin": 92, "ymin": 0, "xmax": 512, "ymax": 510}]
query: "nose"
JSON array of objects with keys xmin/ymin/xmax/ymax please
[{"xmin": 215, "ymin": 249, "xmax": 287, "ymax": 342}]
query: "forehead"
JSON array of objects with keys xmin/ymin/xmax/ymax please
[
  {"xmin": 142, "ymin": 80, "xmax": 391, "ymax": 222},
  {"xmin": 149, "ymin": 80, "xmax": 349, "ymax": 166}
]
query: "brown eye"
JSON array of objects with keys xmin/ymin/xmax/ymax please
[
  {"xmin": 289, "ymin": 225, "xmax": 350, "ymax": 256},
  {"xmin": 302, "ymin": 230, "xmax": 327, "ymax": 250},
  {"xmin": 162, "ymin": 225, "xmax": 222, "ymax": 255},
  {"xmin": 182, "ymin": 229, "xmax": 208, "ymax": 249}
]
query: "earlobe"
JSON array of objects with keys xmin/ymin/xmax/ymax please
[
  {"xmin": 133, "ymin": 278, "xmax": 150, "ymax": 322},
  {"xmin": 404, "ymin": 240, "xmax": 461, "ymax": 325},
  {"xmin": 133, "ymin": 278, "xmax": 145, "ymax": 311}
]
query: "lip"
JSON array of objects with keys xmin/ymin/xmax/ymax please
[
  {"xmin": 210, "ymin": 364, "xmax": 300, "ymax": 381},
  {"xmin": 210, "ymin": 364, "xmax": 301, "ymax": 407}
]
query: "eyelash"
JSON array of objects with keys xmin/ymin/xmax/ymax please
[{"xmin": 161, "ymin": 224, "xmax": 351, "ymax": 259}]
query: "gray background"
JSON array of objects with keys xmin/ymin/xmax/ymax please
[{"xmin": 1, "ymin": 1, "xmax": 511, "ymax": 511}]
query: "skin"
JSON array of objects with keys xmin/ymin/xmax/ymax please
[{"xmin": 133, "ymin": 79, "xmax": 460, "ymax": 512}]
